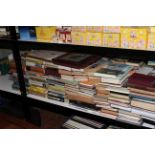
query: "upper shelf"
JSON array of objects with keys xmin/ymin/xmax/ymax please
[
  {"xmin": 0, "ymin": 38, "xmax": 155, "ymax": 60},
  {"xmin": 17, "ymin": 40, "xmax": 155, "ymax": 61}
]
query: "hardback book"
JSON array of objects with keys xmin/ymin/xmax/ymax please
[
  {"xmin": 111, "ymin": 104, "xmax": 132, "ymax": 112},
  {"xmin": 62, "ymin": 119, "xmax": 94, "ymax": 129},
  {"xmin": 118, "ymin": 110, "xmax": 142, "ymax": 121},
  {"xmin": 108, "ymin": 96, "xmax": 130, "ymax": 104},
  {"xmin": 131, "ymin": 99, "xmax": 155, "ymax": 112},
  {"xmin": 101, "ymin": 108, "xmax": 118, "ymax": 116},
  {"xmin": 131, "ymin": 107, "xmax": 155, "ymax": 119},
  {"xmin": 128, "ymin": 87, "xmax": 155, "ymax": 96},
  {"xmin": 105, "ymin": 86, "xmax": 130, "ymax": 94},
  {"xmin": 26, "ymin": 50, "xmax": 66, "ymax": 62},
  {"xmin": 71, "ymin": 115, "xmax": 106, "ymax": 129},
  {"xmin": 94, "ymin": 68, "xmax": 124, "ymax": 78},
  {"xmin": 100, "ymin": 112, "xmax": 117, "ymax": 120},
  {"xmin": 69, "ymin": 100, "xmax": 100, "ymax": 111},
  {"xmin": 136, "ymin": 66, "xmax": 154, "ymax": 75},
  {"xmin": 109, "ymin": 92, "xmax": 130, "ymax": 100},
  {"xmin": 108, "ymin": 100, "xmax": 131, "ymax": 108},
  {"xmin": 117, "ymin": 116, "xmax": 142, "ymax": 125},
  {"xmin": 127, "ymin": 73, "xmax": 155, "ymax": 89},
  {"xmin": 94, "ymin": 63, "xmax": 133, "ymax": 78},
  {"xmin": 66, "ymin": 91, "xmax": 94, "ymax": 104},
  {"xmin": 142, "ymin": 122, "xmax": 155, "ymax": 129},
  {"xmin": 45, "ymin": 67, "xmax": 60, "ymax": 77},
  {"xmin": 52, "ymin": 53, "xmax": 101, "ymax": 69},
  {"xmin": 101, "ymin": 73, "xmax": 129, "ymax": 84}
]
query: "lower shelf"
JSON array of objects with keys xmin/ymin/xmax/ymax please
[
  {"xmin": 27, "ymin": 94, "xmax": 146, "ymax": 128},
  {"xmin": 0, "ymin": 75, "xmax": 20, "ymax": 95}
]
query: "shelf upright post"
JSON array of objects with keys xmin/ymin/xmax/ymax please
[{"xmin": 8, "ymin": 26, "xmax": 31, "ymax": 121}]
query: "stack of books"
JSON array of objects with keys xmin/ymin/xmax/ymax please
[
  {"xmin": 93, "ymin": 63, "xmax": 134, "ymax": 120},
  {"xmin": 53, "ymin": 53, "xmax": 101, "ymax": 110},
  {"xmin": 44, "ymin": 51, "xmax": 66, "ymax": 101},
  {"xmin": 127, "ymin": 72, "xmax": 155, "ymax": 125},
  {"xmin": 62, "ymin": 115, "xmax": 107, "ymax": 129}
]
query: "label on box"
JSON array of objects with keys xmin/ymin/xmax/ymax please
[
  {"xmin": 149, "ymin": 27, "xmax": 155, "ymax": 33},
  {"xmin": 72, "ymin": 26, "xmax": 87, "ymax": 32},
  {"xmin": 121, "ymin": 27, "xmax": 147, "ymax": 49},
  {"xmin": 71, "ymin": 31, "xmax": 87, "ymax": 45},
  {"xmin": 87, "ymin": 26, "xmax": 103, "ymax": 32},
  {"xmin": 36, "ymin": 26, "xmax": 56, "ymax": 42},
  {"xmin": 86, "ymin": 32, "xmax": 102, "ymax": 46},
  {"xmin": 103, "ymin": 33, "xmax": 120, "ymax": 48},
  {"xmin": 147, "ymin": 33, "xmax": 155, "ymax": 50},
  {"xmin": 103, "ymin": 26, "xmax": 121, "ymax": 33}
]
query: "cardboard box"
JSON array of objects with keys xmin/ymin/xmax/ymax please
[
  {"xmin": 121, "ymin": 27, "xmax": 148, "ymax": 50},
  {"xmin": 103, "ymin": 26, "xmax": 121, "ymax": 33},
  {"xmin": 72, "ymin": 26, "xmax": 87, "ymax": 32},
  {"xmin": 103, "ymin": 33, "xmax": 120, "ymax": 48},
  {"xmin": 71, "ymin": 31, "xmax": 87, "ymax": 45},
  {"xmin": 86, "ymin": 32, "xmax": 102, "ymax": 46},
  {"xmin": 149, "ymin": 27, "xmax": 155, "ymax": 33},
  {"xmin": 87, "ymin": 26, "xmax": 103, "ymax": 32},
  {"xmin": 36, "ymin": 26, "xmax": 56, "ymax": 42},
  {"xmin": 147, "ymin": 33, "xmax": 155, "ymax": 50}
]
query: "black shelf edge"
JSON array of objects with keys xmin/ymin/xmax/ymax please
[
  {"xmin": 17, "ymin": 40, "xmax": 155, "ymax": 61},
  {"xmin": 0, "ymin": 38, "xmax": 13, "ymax": 49}
]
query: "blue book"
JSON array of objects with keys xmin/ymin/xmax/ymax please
[
  {"xmin": 131, "ymin": 94, "xmax": 155, "ymax": 104},
  {"xmin": 19, "ymin": 26, "xmax": 36, "ymax": 41}
]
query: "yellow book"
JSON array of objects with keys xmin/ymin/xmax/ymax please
[
  {"xmin": 36, "ymin": 26, "xmax": 56, "ymax": 42},
  {"xmin": 147, "ymin": 33, "xmax": 155, "ymax": 50},
  {"xmin": 86, "ymin": 32, "xmax": 102, "ymax": 46},
  {"xmin": 28, "ymin": 85, "xmax": 47, "ymax": 94},
  {"xmin": 71, "ymin": 31, "xmax": 87, "ymax": 45},
  {"xmin": 103, "ymin": 33, "xmax": 120, "ymax": 48},
  {"xmin": 121, "ymin": 27, "xmax": 148, "ymax": 50}
]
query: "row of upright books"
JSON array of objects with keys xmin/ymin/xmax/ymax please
[
  {"xmin": 9, "ymin": 50, "xmax": 155, "ymax": 128},
  {"xmin": 18, "ymin": 26, "xmax": 155, "ymax": 50},
  {"xmin": 62, "ymin": 115, "xmax": 122, "ymax": 129}
]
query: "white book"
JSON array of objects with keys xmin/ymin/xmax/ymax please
[
  {"xmin": 131, "ymin": 107, "xmax": 155, "ymax": 119},
  {"xmin": 106, "ymin": 86, "xmax": 130, "ymax": 94},
  {"xmin": 58, "ymin": 65, "xmax": 72, "ymax": 71},
  {"xmin": 101, "ymin": 74, "xmax": 129, "ymax": 84},
  {"xmin": 72, "ymin": 116, "xmax": 104, "ymax": 128},
  {"xmin": 111, "ymin": 104, "xmax": 131, "ymax": 112},
  {"xmin": 117, "ymin": 116, "xmax": 142, "ymax": 125},
  {"xmin": 136, "ymin": 66, "xmax": 154, "ymax": 75},
  {"xmin": 142, "ymin": 122, "xmax": 155, "ymax": 129},
  {"xmin": 64, "ymin": 119, "xmax": 93, "ymax": 129}
]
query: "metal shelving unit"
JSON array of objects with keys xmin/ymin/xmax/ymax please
[{"xmin": 0, "ymin": 26, "xmax": 153, "ymax": 128}]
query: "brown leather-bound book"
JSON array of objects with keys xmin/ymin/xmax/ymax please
[
  {"xmin": 101, "ymin": 109, "xmax": 118, "ymax": 116},
  {"xmin": 45, "ymin": 67, "xmax": 60, "ymax": 77},
  {"xmin": 26, "ymin": 66, "xmax": 44, "ymax": 74},
  {"xmin": 66, "ymin": 92, "xmax": 94, "ymax": 104},
  {"xmin": 52, "ymin": 53, "xmax": 101, "ymax": 69}
]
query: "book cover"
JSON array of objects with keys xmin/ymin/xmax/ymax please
[{"xmin": 52, "ymin": 53, "xmax": 101, "ymax": 69}]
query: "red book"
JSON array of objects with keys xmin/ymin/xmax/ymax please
[{"xmin": 127, "ymin": 73, "xmax": 155, "ymax": 88}]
